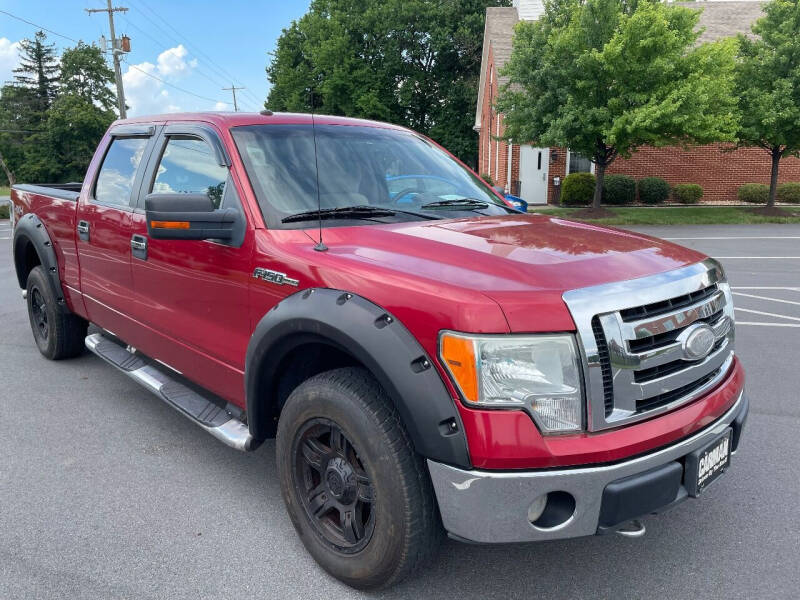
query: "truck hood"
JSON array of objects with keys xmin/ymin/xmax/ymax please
[{"xmin": 317, "ymin": 214, "xmax": 707, "ymax": 331}]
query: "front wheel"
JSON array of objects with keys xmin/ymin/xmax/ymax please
[{"xmin": 276, "ymin": 367, "xmax": 442, "ymax": 590}]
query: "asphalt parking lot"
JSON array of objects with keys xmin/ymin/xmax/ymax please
[{"xmin": 1, "ymin": 221, "xmax": 799, "ymax": 600}]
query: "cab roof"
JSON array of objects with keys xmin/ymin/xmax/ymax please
[{"xmin": 112, "ymin": 111, "xmax": 411, "ymax": 132}]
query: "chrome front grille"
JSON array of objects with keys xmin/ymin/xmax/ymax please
[{"xmin": 563, "ymin": 259, "xmax": 736, "ymax": 431}]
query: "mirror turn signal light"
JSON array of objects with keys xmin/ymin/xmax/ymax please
[{"xmin": 150, "ymin": 220, "xmax": 190, "ymax": 230}]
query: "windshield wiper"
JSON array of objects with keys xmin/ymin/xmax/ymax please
[
  {"xmin": 282, "ymin": 205, "xmax": 397, "ymax": 223},
  {"xmin": 421, "ymin": 198, "xmax": 490, "ymax": 210},
  {"xmin": 282, "ymin": 205, "xmax": 443, "ymax": 223}
]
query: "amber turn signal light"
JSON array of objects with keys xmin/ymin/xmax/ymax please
[
  {"xmin": 150, "ymin": 220, "xmax": 190, "ymax": 230},
  {"xmin": 439, "ymin": 333, "xmax": 479, "ymax": 403}
]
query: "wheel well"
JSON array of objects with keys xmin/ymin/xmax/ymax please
[
  {"xmin": 258, "ymin": 340, "xmax": 361, "ymax": 438},
  {"xmin": 14, "ymin": 237, "xmax": 41, "ymax": 289}
]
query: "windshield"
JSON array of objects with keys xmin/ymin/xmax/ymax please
[{"xmin": 230, "ymin": 123, "xmax": 514, "ymax": 228}]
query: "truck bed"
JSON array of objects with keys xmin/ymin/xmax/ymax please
[{"xmin": 12, "ymin": 183, "xmax": 82, "ymax": 203}]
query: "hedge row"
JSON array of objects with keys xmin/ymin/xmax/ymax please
[
  {"xmin": 738, "ymin": 182, "xmax": 800, "ymax": 204},
  {"xmin": 560, "ymin": 174, "xmax": 705, "ymax": 206}
]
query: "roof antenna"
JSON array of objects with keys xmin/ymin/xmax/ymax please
[{"xmin": 310, "ymin": 92, "xmax": 327, "ymax": 252}]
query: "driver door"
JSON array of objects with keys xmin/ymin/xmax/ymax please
[{"xmin": 127, "ymin": 124, "xmax": 255, "ymax": 404}]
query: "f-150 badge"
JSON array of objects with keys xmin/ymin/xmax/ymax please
[{"xmin": 253, "ymin": 268, "xmax": 299, "ymax": 287}]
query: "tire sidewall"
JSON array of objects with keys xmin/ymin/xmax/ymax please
[
  {"xmin": 26, "ymin": 267, "xmax": 57, "ymax": 358},
  {"xmin": 276, "ymin": 375, "xmax": 417, "ymax": 588}
]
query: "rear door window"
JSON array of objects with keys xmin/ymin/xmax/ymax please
[{"xmin": 94, "ymin": 137, "xmax": 149, "ymax": 206}]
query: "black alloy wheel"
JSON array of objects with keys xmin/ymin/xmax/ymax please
[
  {"xmin": 30, "ymin": 287, "xmax": 49, "ymax": 342},
  {"xmin": 293, "ymin": 418, "xmax": 375, "ymax": 552}
]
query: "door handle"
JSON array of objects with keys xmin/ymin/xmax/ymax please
[
  {"xmin": 77, "ymin": 220, "xmax": 90, "ymax": 241},
  {"xmin": 131, "ymin": 234, "xmax": 148, "ymax": 260}
]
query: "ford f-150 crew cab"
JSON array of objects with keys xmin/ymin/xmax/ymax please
[{"xmin": 10, "ymin": 112, "xmax": 748, "ymax": 590}]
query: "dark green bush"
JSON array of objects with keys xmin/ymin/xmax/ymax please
[
  {"xmin": 480, "ymin": 173, "xmax": 494, "ymax": 186},
  {"xmin": 778, "ymin": 182, "xmax": 800, "ymax": 204},
  {"xmin": 738, "ymin": 183, "xmax": 769, "ymax": 204},
  {"xmin": 560, "ymin": 172, "xmax": 595, "ymax": 206},
  {"xmin": 672, "ymin": 183, "xmax": 703, "ymax": 204},
  {"xmin": 637, "ymin": 177, "xmax": 671, "ymax": 205},
  {"xmin": 602, "ymin": 174, "xmax": 636, "ymax": 205},
  {"xmin": 0, "ymin": 204, "xmax": 9, "ymax": 219}
]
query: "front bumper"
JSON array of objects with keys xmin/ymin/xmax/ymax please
[{"xmin": 428, "ymin": 392, "xmax": 748, "ymax": 544}]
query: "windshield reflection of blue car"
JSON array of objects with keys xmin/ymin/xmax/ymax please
[{"xmin": 385, "ymin": 174, "xmax": 464, "ymax": 203}]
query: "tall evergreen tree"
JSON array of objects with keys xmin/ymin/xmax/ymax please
[{"xmin": 13, "ymin": 30, "xmax": 60, "ymax": 119}]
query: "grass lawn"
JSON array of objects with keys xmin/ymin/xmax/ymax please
[
  {"xmin": 531, "ymin": 205, "xmax": 800, "ymax": 225},
  {"xmin": 0, "ymin": 186, "xmax": 9, "ymax": 197}
]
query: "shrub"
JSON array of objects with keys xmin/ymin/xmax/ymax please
[
  {"xmin": 560, "ymin": 172, "xmax": 595, "ymax": 206},
  {"xmin": 637, "ymin": 177, "xmax": 671, "ymax": 205},
  {"xmin": 738, "ymin": 183, "xmax": 769, "ymax": 204},
  {"xmin": 673, "ymin": 183, "xmax": 703, "ymax": 204},
  {"xmin": 602, "ymin": 174, "xmax": 636, "ymax": 205},
  {"xmin": 0, "ymin": 204, "xmax": 8, "ymax": 219},
  {"xmin": 778, "ymin": 182, "xmax": 800, "ymax": 204},
  {"xmin": 480, "ymin": 173, "xmax": 494, "ymax": 186}
]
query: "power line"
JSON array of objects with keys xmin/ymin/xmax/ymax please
[
  {"xmin": 127, "ymin": 64, "xmax": 229, "ymax": 105},
  {"xmin": 0, "ymin": 9, "xmax": 79, "ymax": 43},
  {"xmin": 129, "ymin": 0, "xmax": 264, "ymax": 109},
  {"xmin": 0, "ymin": 7, "xmax": 232, "ymax": 112}
]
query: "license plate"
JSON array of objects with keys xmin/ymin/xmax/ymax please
[{"xmin": 685, "ymin": 428, "xmax": 732, "ymax": 497}]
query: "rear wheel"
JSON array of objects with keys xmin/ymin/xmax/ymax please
[
  {"xmin": 26, "ymin": 266, "xmax": 87, "ymax": 360},
  {"xmin": 276, "ymin": 367, "xmax": 441, "ymax": 590}
]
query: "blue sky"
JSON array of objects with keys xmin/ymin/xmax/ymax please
[{"xmin": 0, "ymin": 0, "xmax": 311, "ymax": 115}]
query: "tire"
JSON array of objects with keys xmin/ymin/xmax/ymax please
[
  {"xmin": 276, "ymin": 367, "xmax": 442, "ymax": 590},
  {"xmin": 26, "ymin": 266, "xmax": 88, "ymax": 360}
]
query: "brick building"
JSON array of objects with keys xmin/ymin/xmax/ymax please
[{"xmin": 475, "ymin": 0, "xmax": 800, "ymax": 205}]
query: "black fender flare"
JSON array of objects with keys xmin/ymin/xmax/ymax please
[
  {"xmin": 13, "ymin": 212, "xmax": 69, "ymax": 313},
  {"xmin": 245, "ymin": 288, "xmax": 471, "ymax": 469}
]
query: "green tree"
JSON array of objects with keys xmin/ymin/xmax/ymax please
[
  {"xmin": 46, "ymin": 95, "xmax": 114, "ymax": 182},
  {"xmin": 266, "ymin": 0, "xmax": 510, "ymax": 166},
  {"xmin": 498, "ymin": 0, "xmax": 738, "ymax": 209},
  {"xmin": 60, "ymin": 42, "xmax": 117, "ymax": 113},
  {"xmin": 734, "ymin": 0, "xmax": 800, "ymax": 209},
  {"xmin": 13, "ymin": 30, "xmax": 60, "ymax": 120}
]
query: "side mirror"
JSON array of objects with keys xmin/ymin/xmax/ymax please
[{"xmin": 145, "ymin": 193, "xmax": 235, "ymax": 241}]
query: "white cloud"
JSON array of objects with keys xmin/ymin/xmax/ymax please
[
  {"xmin": 0, "ymin": 38, "xmax": 21, "ymax": 85},
  {"xmin": 122, "ymin": 45, "xmax": 199, "ymax": 117},
  {"xmin": 214, "ymin": 101, "xmax": 227, "ymax": 111},
  {"xmin": 156, "ymin": 44, "xmax": 196, "ymax": 79}
]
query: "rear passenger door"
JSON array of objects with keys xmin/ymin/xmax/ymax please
[
  {"xmin": 127, "ymin": 124, "xmax": 254, "ymax": 404},
  {"xmin": 77, "ymin": 124, "xmax": 157, "ymax": 335}
]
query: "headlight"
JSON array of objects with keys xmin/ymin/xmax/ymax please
[{"xmin": 439, "ymin": 332, "xmax": 584, "ymax": 433}]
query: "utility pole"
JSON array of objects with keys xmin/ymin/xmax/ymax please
[
  {"xmin": 222, "ymin": 83, "xmax": 245, "ymax": 111},
  {"xmin": 86, "ymin": 1, "xmax": 129, "ymax": 119}
]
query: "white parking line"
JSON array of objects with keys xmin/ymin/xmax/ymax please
[
  {"xmin": 664, "ymin": 236, "xmax": 800, "ymax": 240},
  {"xmin": 734, "ymin": 307, "xmax": 800, "ymax": 321},
  {"xmin": 737, "ymin": 322, "xmax": 800, "ymax": 328},
  {"xmin": 733, "ymin": 292, "xmax": 800, "ymax": 306},
  {"xmin": 732, "ymin": 286, "xmax": 800, "ymax": 291}
]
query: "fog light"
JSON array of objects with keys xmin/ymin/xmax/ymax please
[{"xmin": 527, "ymin": 494, "xmax": 548, "ymax": 523}]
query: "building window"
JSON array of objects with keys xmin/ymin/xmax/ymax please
[{"xmin": 567, "ymin": 151, "xmax": 594, "ymax": 174}]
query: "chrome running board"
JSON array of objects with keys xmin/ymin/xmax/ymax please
[{"xmin": 85, "ymin": 333, "xmax": 256, "ymax": 451}]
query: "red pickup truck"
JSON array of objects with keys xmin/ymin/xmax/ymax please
[{"xmin": 10, "ymin": 112, "xmax": 747, "ymax": 589}]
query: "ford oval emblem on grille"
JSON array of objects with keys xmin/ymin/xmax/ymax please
[{"xmin": 679, "ymin": 323, "xmax": 716, "ymax": 360}]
